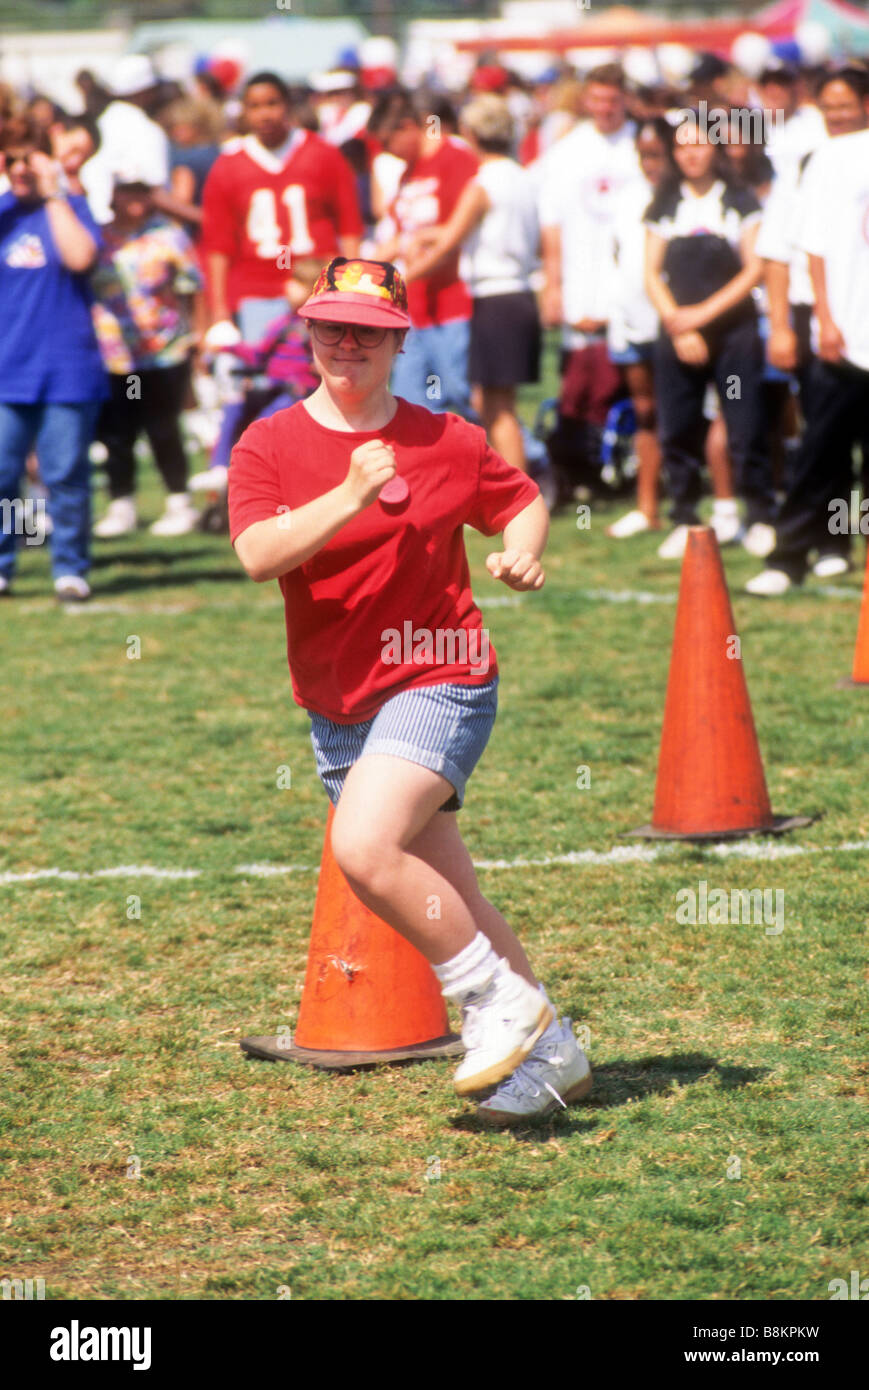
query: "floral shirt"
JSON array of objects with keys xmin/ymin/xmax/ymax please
[{"xmin": 90, "ymin": 215, "xmax": 202, "ymax": 373}]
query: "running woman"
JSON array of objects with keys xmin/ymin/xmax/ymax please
[{"xmin": 227, "ymin": 257, "xmax": 591, "ymax": 1125}]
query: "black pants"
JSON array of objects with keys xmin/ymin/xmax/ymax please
[
  {"xmin": 98, "ymin": 360, "xmax": 191, "ymax": 499},
  {"xmin": 654, "ymin": 317, "xmax": 775, "ymax": 527},
  {"xmin": 769, "ymin": 356, "xmax": 869, "ymax": 581}
]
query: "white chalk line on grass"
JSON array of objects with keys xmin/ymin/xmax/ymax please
[
  {"xmin": 19, "ymin": 586, "xmax": 862, "ymax": 617},
  {"xmin": 3, "ymin": 837, "xmax": 868, "ymax": 887}
]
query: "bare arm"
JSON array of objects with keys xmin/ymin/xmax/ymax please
[
  {"xmin": 206, "ymin": 251, "xmax": 232, "ymax": 325},
  {"xmin": 485, "ymin": 494, "xmax": 549, "ymax": 592},
  {"xmin": 809, "ymin": 252, "xmax": 845, "ymax": 363},
  {"xmin": 541, "ymin": 224, "xmax": 563, "ymax": 328},
  {"xmin": 404, "ymin": 181, "xmax": 490, "ymax": 282},
  {"xmin": 338, "ymin": 233, "xmax": 361, "ymax": 259},
  {"xmin": 234, "ymin": 438, "xmax": 397, "ymax": 582},
  {"xmin": 29, "ymin": 153, "xmax": 98, "ymax": 272},
  {"xmin": 644, "ymin": 226, "xmax": 679, "ymax": 321},
  {"xmin": 765, "ymin": 258, "xmax": 798, "ymax": 371},
  {"xmin": 151, "ymin": 184, "xmax": 202, "ymax": 227}
]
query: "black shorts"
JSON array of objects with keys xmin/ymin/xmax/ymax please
[{"xmin": 469, "ymin": 290, "xmax": 541, "ymax": 389}]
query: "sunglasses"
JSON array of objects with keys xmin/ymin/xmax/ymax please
[{"xmin": 310, "ymin": 321, "xmax": 389, "ymax": 348}]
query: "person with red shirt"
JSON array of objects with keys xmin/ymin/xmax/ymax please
[
  {"xmin": 201, "ymin": 72, "xmax": 362, "ymax": 345},
  {"xmin": 228, "ymin": 256, "xmax": 592, "ymax": 1125},
  {"xmin": 372, "ymin": 91, "xmax": 478, "ymax": 416}
]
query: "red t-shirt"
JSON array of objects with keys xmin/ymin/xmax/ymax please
[
  {"xmin": 228, "ymin": 398, "xmax": 540, "ymax": 722},
  {"xmin": 201, "ymin": 131, "xmax": 362, "ymax": 310},
  {"xmin": 391, "ymin": 140, "xmax": 478, "ymax": 329}
]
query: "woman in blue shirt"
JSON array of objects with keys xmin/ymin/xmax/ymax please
[{"xmin": 0, "ymin": 117, "xmax": 106, "ymax": 600}]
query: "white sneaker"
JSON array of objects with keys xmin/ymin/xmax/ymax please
[
  {"xmin": 745, "ymin": 568, "xmax": 793, "ymax": 597},
  {"xmin": 477, "ymin": 1018, "xmax": 593, "ymax": 1127},
  {"xmin": 710, "ymin": 509, "xmax": 744, "ymax": 547},
  {"xmin": 813, "ymin": 555, "xmax": 851, "ymax": 579},
  {"xmin": 0, "ymin": 574, "xmax": 12, "ymax": 597},
  {"xmin": 452, "ymin": 960, "xmax": 555, "ymax": 1096},
  {"xmin": 54, "ymin": 574, "xmax": 91, "ymax": 602},
  {"xmin": 606, "ymin": 509, "xmax": 657, "ymax": 539},
  {"xmin": 743, "ymin": 522, "xmax": 777, "ymax": 558},
  {"xmin": 150, "ymin": 493, "xmax": 199, "ymax": 536},
  {"xmin": 187, "ymin": 464, "xmax": 229, "ymax": 493},
  {"xmin": 94, "ymin": 496, "xmax": 137, "ymax": 538},
  {"xmin": 657, "ymin": 524, "xmax": 690, "ymax": 560}
]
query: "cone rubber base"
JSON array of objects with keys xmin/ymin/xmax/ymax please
[
  {"xmin": 240, "ymin": 1033, "xmax": 463, "ymax": 1070},
  {"xmin": 625, "ymin": 813, "xmax": 816, "ymax": 842},
  {"xmin": 836, "ymin": 677, "xmax": 869, "ymax": 689}
]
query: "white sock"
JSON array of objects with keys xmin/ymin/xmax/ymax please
[
  {"xmin": 537, "ymin": 985, "xmax": 562, "ymax": 1042},
  {"xmin": 433, "ymin": 931, "xmax": 501, "ymax": 1002},
  {"xmin": 712, "ymin": 497, "xmax": 739, "ymax": 516}
]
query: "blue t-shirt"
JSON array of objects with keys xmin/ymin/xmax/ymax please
[{"xmin": 0, "ymin": 192, "xmax": 108, "ymax": 403}]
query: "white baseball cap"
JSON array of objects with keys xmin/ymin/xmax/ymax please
[{"xmin": 111, "ymin": 54, "xmax": 158, "ymax": 98}]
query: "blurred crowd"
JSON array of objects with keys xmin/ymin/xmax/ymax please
[{"xmin": 1, "ymin": 41, "xmax": 868, "ymax": 599}]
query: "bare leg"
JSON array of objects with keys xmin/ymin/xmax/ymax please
[
  {"xmin": 625, "ymin": 361, "xmax": 661, "ymax": 523},
  {"xmin": 706, "ymin": 414, "xmax": 734, "ymax": 499},
  {"xmin": 480, "ymin": 386, "xmax": 527, "ymax": 473},
  {"xmin": 329, "ymin": 754, "xmax": 538, "ymax": 985}
]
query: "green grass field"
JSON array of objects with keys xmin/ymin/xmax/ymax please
[{"xmin": 1, "ymin": 346, "xmax": 867, "ymax": 1301}]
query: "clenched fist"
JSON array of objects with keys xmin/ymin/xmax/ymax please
[
  {"xmin": 344, "ymin": 439, "xmax": 397, "ymax": 508},
  {"xmin": 486, "ymin": 548, "xmax": 545, "ymax": 591}
]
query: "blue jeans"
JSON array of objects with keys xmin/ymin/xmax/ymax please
[
  {"xmin": 390, "ymin": 318, "xmax": 472, "ymax": 415},
  {"xmin": 0, "ymin": 400, "xmax": 100, "ymax": 581}
]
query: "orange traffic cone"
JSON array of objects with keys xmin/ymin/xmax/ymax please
[
  {"xmin": 838, "ymin": 545, "xmax": 869, "ymax": 686},
  {"xmin": 241, "ymin": 804, "xmax": 462, "ymax": 1069},
  {"xmin": 629, "ymin": 528, "xmax": 813, "ymax": 839}
]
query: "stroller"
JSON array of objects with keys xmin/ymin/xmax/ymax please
[
  {"xmin": 188, "ymin": 312, "xmax": 319, "ymax": 534},
  {"xmin": 531, "ymin": 395, "xmax": 638, "ymax": 511}
]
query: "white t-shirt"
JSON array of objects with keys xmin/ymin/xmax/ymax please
[
  {"xmin": 460, "ymin": 156, "xmax": 540, "ymax": 297},
  {"xmin": 765, "ymin": 103, "xmax": 827, "ymax": 183},
  {"xmin": 798, "ymin": 128, "xmax": 869, "ymax": 371},
  {"xmin": 607, "ymin": 179, "xmax": 658, "ymax": 352},
  {"xmin": 538, "ymin": 119, "xmax": 643, "ymax": 347},
  {"xmin": 755, "ymin": 152, "xmax": 825, "ymax": 308},
  {"xmin": 82, "ymin": 100, "xmax": 170, "ymax": 224}
]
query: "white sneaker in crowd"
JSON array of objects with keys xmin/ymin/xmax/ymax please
[
  {"xmin": 657, "ymin": 524, "xmax": 690, "ymax": 560},
  {"xmin": 94, "ymin": 496, "xmax": 137, "ymax": 539},
  {"xmin": 745, "ymin": 568, "xmax": 793, "ymax": 597},
  {"xmin": 0, "ymin": 574, "xmax": 12, "ymax": 597},
  {"xmin": 813, "ymin": 555, "xmax": 851, "ymax": 579},
  {"xmin": 743, "ymin": 522, "xmax": 777, "ymax": 558},
  {"xmin": 710, "ymin": 500, "xmax": 744, "ymax": 546},
  {"xmin": 54, "ymin": 575, "xmax": 91, "ymax": 602},
  {"xmin": 452, "ymin": 959, "xmax": 554, "ymax": 1096},
  {"xmin": 477, "ymin": 1017, "xmax": 593, "ymax": 1127},
  {"xmin": 187, "ymin": 464, "xmax": 229, "ymax": 493},
  {"xmin": 149, "ymin": 493, "xmax": 200, "ymax": 536},
  {"xmin": 606, "ymin": 509, "xmax": 658, "ymax": 539}
]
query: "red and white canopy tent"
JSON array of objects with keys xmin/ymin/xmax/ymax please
[{"xmin": 452, "ymin": 0, "xmax": 869, "ymax": 57}]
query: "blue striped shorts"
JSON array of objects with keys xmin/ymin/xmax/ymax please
[{"xmin": 307, "ymin": 678, "xmax": 499, "ymax": 812}]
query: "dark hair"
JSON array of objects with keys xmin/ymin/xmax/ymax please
[
  {"xmin": 243, "ymin": 71, "xmax": 290, "ymax": 103},
  {"xmin": 57, "ymin": 111, "xmax": 102, "ymax": 154},
  {"xmin": 816, "ymin": 66, "xmax": 869, "ymax": 102},
  {"xmin": 645, "ymin": 111, "xmax": 733, "ymax": 221},
  {"xmin": 636, "ymin": 116, "xmax": 676, "ymax": 158},
  {"xmin": 759, "ymin": 65, "xmax": 798, "ymax": 87},
  {"xmin": 584, "ymin": 63, "xmax": 626, "ymax": 92},
  {"xmin": 367, "ymin": 88, "xmax": 420, "ymax": 137},
  {"xmin": 0, "ymin": 115, "xmax": 51, "ymax": 155}
]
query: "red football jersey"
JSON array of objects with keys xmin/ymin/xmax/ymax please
[
  {"xmin": 391, "ymin": 139, "xmax": 478, "ymax": 328},
  {"xmin": 201, "ymin": 131, "xmax": 363, "ymax": 309}
]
